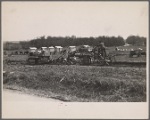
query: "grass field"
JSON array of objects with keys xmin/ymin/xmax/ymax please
[
  {"xmin": 3, "ymin": 45, "xmax": 147, "ymax": 102},
  {"xmin": 3, "ymin": 63, "xmax": 146, "ymax": 102}
]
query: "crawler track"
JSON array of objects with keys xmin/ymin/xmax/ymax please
[
  {"xmin": 79, "ymin": 62, "xmax": 146, "ymax": 67},
  {"xmin": 5, "ymin": 60, "xmax": 146, "ymax": 67},
  {"xmin": 111, "ymin": 62, "xmax": 146, "ymax": 67}
]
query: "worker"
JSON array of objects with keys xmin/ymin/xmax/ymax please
[
  {"xmin": 97, "ymin": 41, "xmax": 107, "ymax": 58},
  {"xmin": 115, "ymin": 47, "xmax": 118, "ymax": 51},
  {"xmin": 41, "ymin": 48, "xmax": 45, "ymax": 56}
]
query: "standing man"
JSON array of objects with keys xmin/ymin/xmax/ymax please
[{"xmin": 98, "ymin": 41, "xmax": 107, "ymax": 59}]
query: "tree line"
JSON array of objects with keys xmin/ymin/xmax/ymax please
[{"xmin": 3, "ymin": 35, "xmax": 146, "ymax": 50}]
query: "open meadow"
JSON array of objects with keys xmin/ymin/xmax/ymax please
[
  {"xmin": 3, "ymin": 45, "xmax": 147, "ymax": 102},
  {"xmin": 3, "ymin": 54, "xmax": 146, "ymax": 102}
]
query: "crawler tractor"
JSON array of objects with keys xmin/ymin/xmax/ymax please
[
  {"xmin": 27, "ymin": 47, "xmax": 51, "ymax": 64},
  {"xmin": 67, "ymin": 46, "xmax": 112, "ymax": 66}
]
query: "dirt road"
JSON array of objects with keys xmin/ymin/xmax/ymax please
[
  {"xmin": 2, "ymin": 89, "xmax": 63, "ymax": 118},
  {"xmin": 3, "ymin": 89, "xmax": 61, "ymax": 102},
  {"xmin": 2, "ymin": 89, "xmax": 148, "ymax": 119}
]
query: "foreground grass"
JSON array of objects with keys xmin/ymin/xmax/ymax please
[{"xmin": 3, "ymin": 64, "xmax": 146, "ymax": 102}]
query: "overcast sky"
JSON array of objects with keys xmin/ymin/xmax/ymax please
[{"xmin": 2, "ymin": 1, "xmax": 148, "ymax": 41}]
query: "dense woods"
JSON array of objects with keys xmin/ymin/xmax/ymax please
[
  {"xmin": 3, "ymin": 35, "xmax": 146, "ymax": 50},
  {"xmin": 126, "ymin": 35, "xmax": 146, "ymax": 46}
]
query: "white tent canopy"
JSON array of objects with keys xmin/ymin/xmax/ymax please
[
  {"xmin": 55, "ymin": 46, "xmax": 63, "ymax": 48},
  {"xmin": 29, "ymin": 47, "xmax": 37, "ymax": 50},
  {"xmin": 69, "ymin": 46, "xmax": 76, "ymax": 48},
  {"xmin": 49, "ymin": 46, "xmax": 54, "ymax": 48},
  {"xmin": 83, "ymin": 45, "xmax": 90, "ymax": 47},
  {"xmin": 41, "ymin": 47, "xmax": 47, "ymax": 49}
]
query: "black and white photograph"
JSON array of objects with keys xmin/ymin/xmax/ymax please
[{"xmin": 2, "ymin": 1, "xmax": 149, "ymax": 119}]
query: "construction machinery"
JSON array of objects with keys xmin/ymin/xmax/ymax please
[
  {"xmin": 27, "ymin": 47, "xmax": 51, "ymax": 64},
  {"xmin": 129, "ymin": 48, "xmax": 146, "ymax": 57},
  {"xmin": 65, "ymin": 45, "xmax": 112, "ymax": 66},
  {"xmin": 27, "ymin": 45, "xmax": 112, "ymax": 65}
]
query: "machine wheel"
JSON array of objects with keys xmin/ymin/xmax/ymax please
[
  {"xmin": 129, "ymin": 54, "xmax": 133, "ymax": 57},
  {"xmin": 27, "ymin": 58, "xmax": 33, "ymax": 64},
  {"xmin": 27, "ymin": 58, "xmax": 38, "ymax": 65},
  {"xmin": 82, "ymin": 56, "xmax": 91, "ymax": 65},
  {"xmin": 35, "ymin": 58, "xmax": 39, "ymax": 64},
  {"xmin": 98, "ymin": 60, "xmax": 105, "ymax": 66}
]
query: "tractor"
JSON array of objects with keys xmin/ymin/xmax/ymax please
[
  {"xmin": 129, "ymin": 48, "xmax": 145, "ymax": 57},
  {"xmin": 67, "ymin": 45, "xmax": 112, "ymax": 66},
  {"xmin": 27, "ymin": 47, "xmax": 51, "ymax": 64}
]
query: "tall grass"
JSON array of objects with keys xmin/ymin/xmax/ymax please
[{"xmin": 3, "ymin": 64, "xmax": 146, "ymax": 102}]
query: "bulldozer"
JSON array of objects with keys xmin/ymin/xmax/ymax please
[
  {"xmin": 27, "ymin": 47, "xmax": 51, "ymax": 64},
  {"xmin": 66, "ymin": 45, "xmax": 112, "ymax": 66},
  {"xmin": 63, "ymin": 45, "xmax": 92, "ymax": 65}
]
